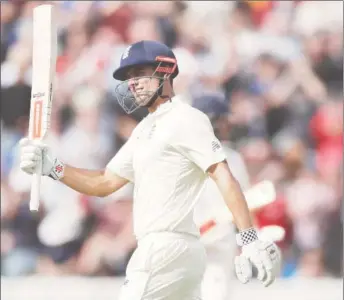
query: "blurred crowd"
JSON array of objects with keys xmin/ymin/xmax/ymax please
[{"xmin": 1, "ymin": 0, "xmax": 343, "ymax": 279}]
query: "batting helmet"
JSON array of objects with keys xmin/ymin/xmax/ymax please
[
  {"xmin": 112, "ymin": 40, "xmax": 179, "ymax": 114},
  {"xmin": 113, "ymin": 40, "xmax": 179, "ymax": 81}
]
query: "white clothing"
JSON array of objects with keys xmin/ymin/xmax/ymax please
[
  {"xmin": 106, "ymin": 99, "xmax": 226, "ymax": 240},
  {"xmin": 201, "ymin": 233, "xmax": 235, "ymax": 300},
  {"xmin": 107, "ymin": 99, "xmax": 226, "ymax": 299},
  {"xmin": 118, "ymin": 232, "xmax": 206, "ymax": 300}
]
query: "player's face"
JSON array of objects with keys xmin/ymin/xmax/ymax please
[{"xmin": 126, "ymin": 66, "xmax": 160, "ymax": 106}]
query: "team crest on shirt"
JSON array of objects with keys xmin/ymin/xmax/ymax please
[{"xmin": 147, "ymin": 124, "xmax": 156, "ymax": 139}]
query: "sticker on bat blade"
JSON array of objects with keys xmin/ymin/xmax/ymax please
[{"xmin": 33, "ymin": 100, "xmax": 43, "ymax": 138}]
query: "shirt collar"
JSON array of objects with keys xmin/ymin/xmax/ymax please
[{"xmin": 147, "ymin": 97, "xmax": 179, "ymax": 118}]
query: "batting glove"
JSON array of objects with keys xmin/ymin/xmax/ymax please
[
  {"xmin": 235, "ymin": 228, "xmax": 281, "ymax": 287},
  {"xmin": 19, "ymin": 137, "xmax": 65, "ymax": 180},
  {"xmin": 234, "ymin": 254, "xmax": 253, "ymax": 284}
]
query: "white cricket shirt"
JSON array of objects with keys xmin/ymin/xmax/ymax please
[{"xmin": 106, "ymin": 99, "xmax": 226, "ymax": 239}]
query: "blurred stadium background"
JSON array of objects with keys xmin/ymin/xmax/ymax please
[{"xmin": 1, "ymin": 1, "xmax": 343, "ymax": 299}]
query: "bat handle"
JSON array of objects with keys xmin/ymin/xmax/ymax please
[{"xmin": 30, "ymin": 158, "xmax": 42, "ymax": 211}]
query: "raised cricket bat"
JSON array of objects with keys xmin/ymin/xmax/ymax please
[
  {"xmin": 29, "ymin": 4, "xmax": 57, "ymax": 211},
  {"xmin": 199, "ymin": 180, "xmax": 276, "ymax": 244}
]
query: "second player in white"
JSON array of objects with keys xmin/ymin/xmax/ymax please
[{"xmin": 192, "ymin": 92, "xmax": 252, "ymax": 300}]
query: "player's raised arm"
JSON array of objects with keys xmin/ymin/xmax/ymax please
[
  {"xmin": 18, "ymin": 137, "xmax": 133, "ymax": 197},
  {"xmin": 59, "ymin": 166, "xmax": 128, "ymax": 197}
]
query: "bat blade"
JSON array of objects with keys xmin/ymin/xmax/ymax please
[
  {"xmin": 29, "ymin": 4, "xmax": 57, "ymax": 211},
  {"xmin": 199, "ymin": 181, "xmax": 276, "ymax": 244}
]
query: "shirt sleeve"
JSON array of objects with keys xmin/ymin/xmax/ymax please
[
  {"xmin": 172, "ymin": 110, "xmax": 226, "ymax": 172},
  {"xmin": 106, "ymin": 137, "xmax": 135, "ymax": 182}
]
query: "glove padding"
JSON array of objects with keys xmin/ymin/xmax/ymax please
[
  {"xmin": 19, "ymin": 138, "xmax": 64, "ymax": 180},
  {"xmin": 240, "ymin": 240, "xmax": 281, "ymax": 287},
  {"xmin": 234, "ymin": 254, "xmax": 252, "ymax": 284}
]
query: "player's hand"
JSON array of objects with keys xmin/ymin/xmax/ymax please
[
  {"xmin": 19, "ymin": 137, "xmax": 65, "ymax": 180},
  {"xmin": 236, "ymin": 228, "xmax": 281, "ymax": 287},
  {"xmin": 242, "ymin": 240, "xmax": 281, "ymax": 287}
]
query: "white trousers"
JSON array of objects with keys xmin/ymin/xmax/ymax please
[
  {"xmin": 201, "ymin": 229, "xmax": 237, "ymax": 300},
  {"xmin": 118, "ymin": 232, "xmax": 206, "ymax": 300}
]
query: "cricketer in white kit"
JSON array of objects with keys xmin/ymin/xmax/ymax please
[{"xmin": 19, "ymin": 40, "xmax": 281, "ymax": 300}]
